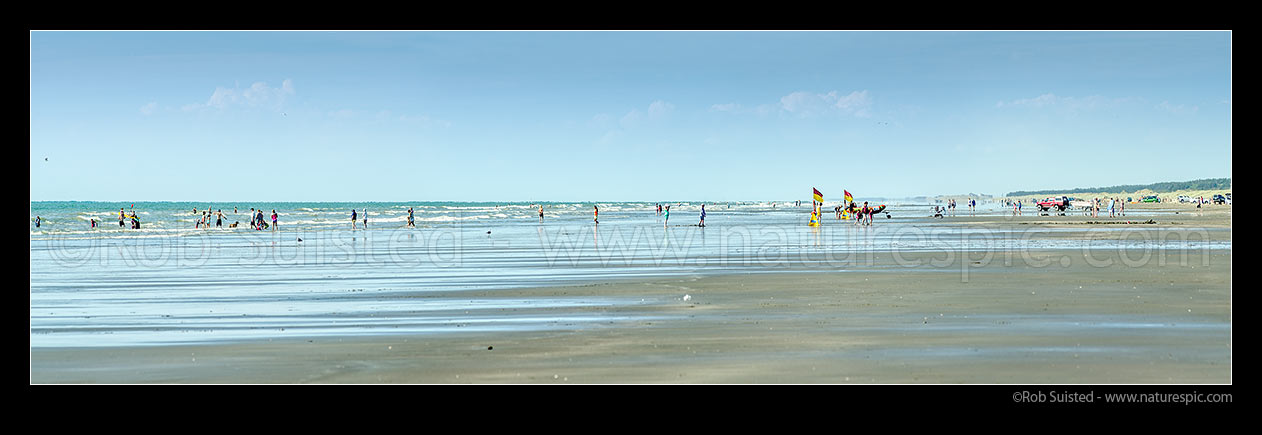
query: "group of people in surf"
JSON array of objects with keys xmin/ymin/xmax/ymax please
[
  {"xmin": 650, "ymin": 203, "xmax": 704, "ymax": 228},
  {"xmin": 187, "ymin": 207, "xmax": 277, "ymax": 230},
  {"xmin": 120, "ymin": 208, "xmax": 140, "ymax": 229},
  {"xmin": 244, "ymin": 208, "xmax": 278, "ymax": 230}
]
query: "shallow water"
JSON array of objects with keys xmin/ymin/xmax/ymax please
[{"xmin": 29, "ymin": 201, "xmax": 1229, "ymax": 348}]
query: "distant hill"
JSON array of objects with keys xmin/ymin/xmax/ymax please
[{"xmin": 1007, "ymin": 178, "xmax": 1231, "ymax": 197}]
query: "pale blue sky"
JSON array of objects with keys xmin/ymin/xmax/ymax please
[{"xmin": 29, "ymin": 31, "xmax": 1231, "ymax": 202}]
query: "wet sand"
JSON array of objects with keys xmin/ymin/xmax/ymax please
[{"xmin": 30, "ymin": 203, "xmax": 1230, "ymax": 384}]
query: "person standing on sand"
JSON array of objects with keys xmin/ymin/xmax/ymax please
[
  {"xmin": 363, "ymin": 209, "xmax": 369, "ymax": 229},
  {"xmin": 351, "ymin": 209, "xmax": 357, "ymax": 230},
  {"xmin": 699, "ymin": 204, "xmax": 706, "ymax": 227},
  {"xmin": 408, "ymin": 207, "xmax": 416, "ymax": 228},
  {"xmin": 593, "ymin": 205, "xmax": 599, "ymax": 225},
  {"xmin": 272, "ymin": 210, "xmax": 278, "ymax": 230},
  {"xmin": 120, "ymin": 208, "xmax": 126, "ymax": 227},
  {"xmin": 539, "ymin": 204, "xmax": 544, "ymax": 222},
  {"xmin": 664, "ymin": 205, "xmax": 670, "ymax": 228}
]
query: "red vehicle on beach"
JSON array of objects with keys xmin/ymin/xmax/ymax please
[{"xmin": 1037, "ymin": 197, "xmax": 1070, "ymax": 212}]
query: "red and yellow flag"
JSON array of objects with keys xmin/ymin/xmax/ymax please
[
  {"xmin": 812, "ymin": 188, "xmax": 823, "ymax": 203},
  {"xmin": 844, "ymin": 190, "xmax": 853, "ymax": 203}
]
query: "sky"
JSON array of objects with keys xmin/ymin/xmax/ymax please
[{"xmin": 29, "ymin": 31, "xmax": 1231, "ymax": 202}]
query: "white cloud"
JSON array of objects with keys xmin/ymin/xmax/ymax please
[
  {"xmin": 710, "ymin": 103, "xmax": 742, "ymax": 112},
  {"xmin": 998, "ymin": 93, "xmax": 1060, "ymax": 108},
  {"xmin": 779, "ymin": 90, "xmax": 872, "ymax": 117},
  {"xmin": 780, "ymin": 91, "xmax": 829, "ymax": 114},
  {"xmin": 189, "ymin": 78, "xmax": 296, "ymax": 111},
  {"xmin": 1155, "ymin": 100, "xmax": 1198, "ymax": 114},
  {"xmin": 140, "ymin": 102, "xmax": 157, "ymax": 115},
  {"xmin": 612, "ymin": 100, "xmax": 675, "ymax": 129},
  {"xmin": 594, "ymin": 100, "xmax": 675, "ymax": 145},
  {"xmin": 998, "ymin": 93, "xmax": 1133, "ymax": 111},
  {"xmin": 647, "ymin": 100, "xmax": 675, "ymax": 119},
  {"xmin": 620, "ymin": 109, "xmax": 644, "ymax": 129},
  {"xmin": 833, "ymin": 90, "xmax": 871, "ymax": 117},
  {"xmin": 595, "ymin": 129, "xmax": 624, "ymax": 147},
  {"xmin": 592, "ymin": 113, "xmax": 613, "ymax": 126}
]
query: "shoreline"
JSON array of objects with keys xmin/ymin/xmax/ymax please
[{"xmin": 30, "ymin": 202, "xmax": 1231, "ymax": 384}]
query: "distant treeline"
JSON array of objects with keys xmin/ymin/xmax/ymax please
[{"xmin": 1007, "ymin": 178, "xmax": 1231, "ymax": 197}]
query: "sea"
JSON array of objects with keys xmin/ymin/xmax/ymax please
[{"xmin": 30, "ymin": 200, "xmax": 1228, "ymax": 348}]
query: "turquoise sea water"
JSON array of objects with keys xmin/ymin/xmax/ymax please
[{"xmin": 30, "ymin": 201, "xmax": 1228, "ymax": 348}]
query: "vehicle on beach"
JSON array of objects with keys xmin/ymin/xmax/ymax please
[
  {"xmin": 1213, "ymin": 194, "xmax": 1227, "ymax": 204},
  {"xmin": 1226, "ymin": 193, "xmax": 1232, "ymax": 204},
  {"xmin": 1036, "ymin": 197, "xmax": 1070, "ymax": 212},
  {"xmin": 1141, "ymin": 195, "xmax": 1160, "ymax": 203},
  {"xmin": 1178, "ymin": 195, "xmax": 1192, "ymax": 203}
]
